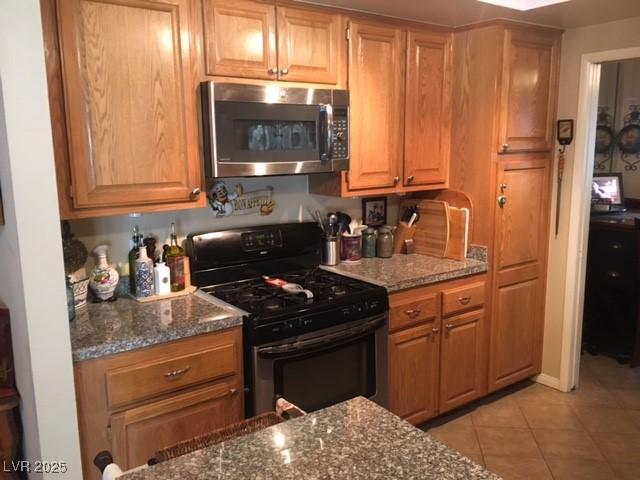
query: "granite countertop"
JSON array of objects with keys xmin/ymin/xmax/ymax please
[
  {"xmin": 322, "ymin": 246, "xmax": 488, "ymax": 292},
  {"xmin": 121, "ymin": 396, "xmax": 498, "ymax": 480},
  {"xmin": 69, "ymin": 293, "xmax": 243, "ymax": 362}
]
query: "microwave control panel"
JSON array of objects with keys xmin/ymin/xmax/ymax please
[{"xmin": 332, "ymin": 107, "xmax": 349, "ymax": 160}]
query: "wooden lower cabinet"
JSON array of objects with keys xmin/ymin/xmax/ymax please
[
  {"xmin": 388, "ymin": 276, "xmax": 487, "ymax": 425},
  {"xmin": 389, "ymin": 322, "xmax": 440, "ymax": 425},
  {"xmin": 440, "ymin": 309, "xmax": 486, "ymax": 413},
  {"xmin": 111, "ymin": 378, "xmax": 242, "ymax": 470},
  {"xmin": 74, "ymin": 327, "xmax": 243, "ymax": 480}
]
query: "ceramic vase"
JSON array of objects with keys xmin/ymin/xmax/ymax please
[
  {"xmin": 135, "ymin": 246, "xmax": 155, "ymax": 298},
  {"xmin": 89, "ymin": 245, "xmax": 119, "ymax": 301}
]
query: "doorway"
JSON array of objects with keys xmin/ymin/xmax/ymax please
[{"xmin": 560, "ymin": 46, "xmax": 640, "ymax": 391}]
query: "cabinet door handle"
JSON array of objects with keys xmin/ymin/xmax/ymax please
[
  {"xmin": 190, "ymin": 187, "xmax": 201, "ymax": 199},
  {"xmin": 445, "ymin": 323, "xmax": 453, "ymax": 330},
  {"xmin": 606, "ymin": 270, "xmax": 620, "ymax": 278},
  {"xmin": 280, "ymin": 68, "xmax": 289, "ymax": 75},
  {"xmin": 164, "ymin": 366, "xmax": 190, "ymax": 380},
  {"xmin": 406, "ymin": 175, "xmax": 414, "ymax": 183},
  {"xmin": 609, "ymin": 241, "xmax": 622, "ymax": 250},
  {"xmin": 432, "ymin": 327, "xmax": 439, "ymax": 334},
  {"xmin": 457, "ymin": 296, "xmax": 471, "ymax": 305},
  {"xmin": 405, "ymin": 308, "xmax": 422, "ymax": 318},
  {"xmin": 500, "ymin": 143, "xmax": 509, "ymax": 153},
  {"xmin": 228, "ymin": 388, "xmax": 238, "ymax": 396},
  {"xmin": 393, "ymin": 176, "xmax": 400, "ymax": 185},
  {"xmin": 269, "ymin": 67, "xmax": 278, "ymax": 75}
]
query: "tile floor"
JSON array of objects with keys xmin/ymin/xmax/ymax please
[{"xmin": 422, "ymin": 354, "xmax": 640, "ymax": 479}]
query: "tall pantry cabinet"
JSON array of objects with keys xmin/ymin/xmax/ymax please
[{"xmin": 450, "ymin": 23, "xmax": 561, "ymax": 391}]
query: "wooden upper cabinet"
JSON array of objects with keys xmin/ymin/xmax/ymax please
[
  {"xmin": 55, "ymin": 0, "xmax": 201, "ymax": 209},
  {"xmin": 404, "ymin": 30, "xmax": 451, "ymax": 187},
  {"xmin": 498, "ymin": 28, "xmax": 560, "ymax": 154},
  {"xmin": 202, "ymin": 0, "xmax": 277, "ymax": 79},
  {"xmin": 347, "ymin": 21, "xmax": 405, "ymax": 191},
  {"xmin": 277, "ymin": 7, "xmax": 343, "ymax": 84}
]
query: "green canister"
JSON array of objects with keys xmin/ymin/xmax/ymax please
[{"xmin": 362, "ymin": 228, "xmax": 377, "ymax": 258}]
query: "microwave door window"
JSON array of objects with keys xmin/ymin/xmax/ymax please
[{"xmin": 215, "ymin": 102, "xmax": 319, "ymax": 163}]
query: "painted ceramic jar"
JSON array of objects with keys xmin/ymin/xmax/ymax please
[
  {"xmin": 89, "ymin": 245, "xmax": 119, "ymax": 301},
  {"xmin": 135, "ymin": 246, "xmax": 155, "ymax": 298}
]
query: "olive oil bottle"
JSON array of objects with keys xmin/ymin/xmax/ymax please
[{"xmin": 166, "ymin": 223, "xmax": 186, "ymax": 292}]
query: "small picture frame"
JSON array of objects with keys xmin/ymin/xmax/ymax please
[
  {"xmin": 362, "ymin": 197, "xmax": 387, "ymax": 227},
  {"xmin": 557, "ymin": 119, "xmax": 574, "ymax": 145}
]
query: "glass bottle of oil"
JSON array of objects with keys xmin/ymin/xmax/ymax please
[{"xmin": 166, "ymin": 223, "xmax": 185, "ymax": 292}]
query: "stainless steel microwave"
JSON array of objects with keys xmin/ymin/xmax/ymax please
[{"xmin": 200, "ymin": 82, "xmax": 349, "ymax": 178}]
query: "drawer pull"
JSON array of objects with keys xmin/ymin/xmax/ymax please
[
  {"xmin": 164, "ymin": 366, "xmax": 191, "ymax": 380},
  {"xmin": 405, "ymin": 308, "xmax": 422, "ymax": 318},
  {"xmin": 609, "ymin": 242, "xmax": 622, "ymax": 250},
  {"xmin": 606, "ymin": 270, "xmax": 620, "ymax": 278},
  {"xmin": 432, "ymin": 327, "xmax": 440, "ymax": 334},
  {"xmin": 229, "ymin": 388, "xmax": 238, "ymax": 396},
  {"xmin": 445, "ymin": 323, "xmax": 453, "ymax": 330},
  {"xmin": 457, "ymin": 296, "xmax": 471, "ymax": 305}
]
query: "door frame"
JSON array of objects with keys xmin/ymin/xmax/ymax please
[{"xmin": 560, "ymin": 46, "xmax": 640, "ymax": 392}]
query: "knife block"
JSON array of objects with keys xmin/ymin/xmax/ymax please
[{"xmin": 394, "ymin": 222, "xmax": 417, "ymax": 254}]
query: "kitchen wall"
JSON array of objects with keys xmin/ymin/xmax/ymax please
[
  {"xmin": 543, "ymin": 16, "xmax": 640, "ymax": 383},
  {"xmin": 0, "ymin": 1, "xmax": 82, "ymax": 478},
  {"xmin": 595, "ymin": 59, "xmax": 640, "ymax": 198},
  {"xmin": 69, "ymin": 176, "xmax": 400, "ymax": 273}
]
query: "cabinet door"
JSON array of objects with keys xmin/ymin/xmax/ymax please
[
  {"xmin": 347, "ymin": 21, "xmax": 405, "ymax": 191},
  {"xmin": 389, "ymin": 322, "xmax": 439, "ymax": 425},
  {"xmin": 56, "ymin": 0, "xmax": 201, "ymax": 209},
  {"xmin": 276, "ymin": 7, "xmax": 344, "ymax": 84},
  {"xmin": 202, "ymin": 0, "xmax": 277, "ymax": 79},
  {"xmin": 489, "ymin": 155, "xmax": 551, "ymax": 390},
  {"xmin": 498, "ymin": 29, "xmax": 559, "ymax": 154},
  {"xmin": 404, "ymin": 30, "xmax": 451, "ymax": 187},
  {"xmin": 110, "ymin": 379, "xmax": 242, "ymax": 470},
  {"xmin": 440, "ymin": 310, "xmax": 485, "ymax": 413}
]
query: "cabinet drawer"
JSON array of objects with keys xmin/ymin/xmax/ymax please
[
  {"xmin": 442, "ymin": 281, "xmax": 485, "ymax": 316},
  {"xmin": 389, "ymin": 292, "xmax": 439, "ymax": 332},
  {"xmin": 106, "ymin": 340, "xmax": 239, "ymax": 409}
]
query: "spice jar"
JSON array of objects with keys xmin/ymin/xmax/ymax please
[
  {"xmin": 376, "ymin": 226, "xmax": 394, "ymax": 258},
  {"xmin": 362, "ymin": 228, "xmax": 377, "ymax": 258}
]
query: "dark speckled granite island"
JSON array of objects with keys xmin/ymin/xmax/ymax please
[{"xmin": 120, "ymin": 397, "xmax": 499, "ymax": 480}]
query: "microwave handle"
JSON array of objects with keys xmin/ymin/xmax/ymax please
[{"xmin": 319, "ymin": 104, "xmax": 334, "ymax": 161}]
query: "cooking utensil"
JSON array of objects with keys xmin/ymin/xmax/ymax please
[
  {"xmin": 336, "ymin": 212, "xmax": 352, "ymax": 234},
  {"xmin": 327, "ymin": 213, "xmax": 339, "ymax": 236}
]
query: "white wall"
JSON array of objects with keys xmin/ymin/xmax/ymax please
[
  {"xmin": 69, "ymin": 177, "xmax": 399, "ymax": 274},
  {"xmin": 543, "ymin": 16, "xmax": 640, "ymax": 381},
  {"xmin": 0, "ymin": 1, "xmax": 82, "ymax": 478}
]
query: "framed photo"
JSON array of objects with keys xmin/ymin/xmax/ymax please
[
  {"xmin": 557, "ymin": 119, "xmax": 574, "ymax": 145},
  {"xmin": 362, "ymin": 197, "xmax": 387, "ymax": 227}
]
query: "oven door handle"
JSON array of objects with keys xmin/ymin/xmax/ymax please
[
  {"xmin": 319, "ymin": 104, "xmax": 333, "ymax": 162},
  {"xmin": 257, "ymin": 315, "xmax": 386, "ymax": 358}
]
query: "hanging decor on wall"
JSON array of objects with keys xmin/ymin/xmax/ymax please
[
  {"xmin": 207, "ymin": 181, "xmax": 275, "ymax": 218},
  {"xmin": 617, "ymin": 104, "xmax": 640, "ymax": 171},
  {"xmin": 594, "ymin": 107, "xmax": 615, "ymax": 170}
]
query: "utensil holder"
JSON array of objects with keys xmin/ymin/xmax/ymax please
[
  {"xmin": 321, "ymin": 236, "xmax": 340, "ymax": 266},
  {"xmin": 394, "ymin": 222, "xmax": 417, "ymax": 254}
]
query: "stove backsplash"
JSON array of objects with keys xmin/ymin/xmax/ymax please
[{"xmin": 68, "ymin": 175, "xmax": 399, "ymax": 274}]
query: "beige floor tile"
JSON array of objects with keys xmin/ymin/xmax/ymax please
[
  {"xmin": 544, "ymin": 456, "xmax": 616, "ymax": 480},
  {"xmin": 519, "ymin": 403, "xmax": 584, "ymax": 430},
  {"xmin": 427, "ymin": 424, "xmax": 482, "ymax": 460},
  {"xmin": 589, "ymin": 432, "xmax": 640, "ymax": 464},
  {"xmin": 475, "ymin": 427, "xmax": 541, "ymax": 458},
  {"xmin": 572, "ymin": 406, "xmax": 639, "ymax": 433},
  {"xmin": 513, "ymin": 383, "xmax": 573, "ymax": 406},
  {"xmin": 610, "ymin": 389, "xmax": 640, "ymax": 410},
  {"xmin": 471, "ymin": 397, "xmax": 528, "ymax": 428},
  {"xmin": 565, "ymin": 384, "xmax": 620, "ymax": 408},
  {"xmin": 532, "ymin": 429, "xmax": 604, "ymax": 461},
  {"xmin": 483, "ymin": 455, "xmax": 552, "ymax": 480},
  {"xmin": 610, "ymin": 462, "xmax": 640, "ymax": 480}
]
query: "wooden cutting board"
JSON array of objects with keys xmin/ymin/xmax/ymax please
[
  {"xmin": 445, "ymin": 207, "xmax": 469, "ymax": 261},
  {"xmin": 413, "ymin": 200, "xmax": 450, "ymax": 257}
]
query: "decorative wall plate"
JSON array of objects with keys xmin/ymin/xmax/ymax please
[
  {"xmin": 617, "ymin": 124, "xmax": 640, "ymax": 154},
  {"xmin": 595, "ymin": 125, "xmax": 614, "ymax": 154}
]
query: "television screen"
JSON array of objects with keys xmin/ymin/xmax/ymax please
[{"xmin": 591, "ymin": 174, "xmax": 623, "ymax": 206}]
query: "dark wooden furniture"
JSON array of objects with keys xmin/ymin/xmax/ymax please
[
  {"xmin": 0, "ymin": 395, "xmax": 19, "ymax": 480},
  {"xmin": 583, "ymin": 210, "xmax": 640, "ymax": 363}
]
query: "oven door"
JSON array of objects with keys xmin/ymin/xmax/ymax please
[{"xmin": 250, "ymin": 314, "xmax": 388, "ymax": 415}]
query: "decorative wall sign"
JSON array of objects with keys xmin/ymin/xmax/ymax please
[
  {"xmin": 594, "ymin": 107, "xmax": 614, "ymax": 170},
  {"xmin": 207, "ymin": 181, "xmax": 275, "ymax": 217},
  {"xmin": 617, "ymin": 105, "xmax": 640, "ymax": 171}
]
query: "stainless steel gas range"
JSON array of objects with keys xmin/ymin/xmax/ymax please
[{"xmin": 187, "ymin": 222, "xmax": 388, "ymax": 417}]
